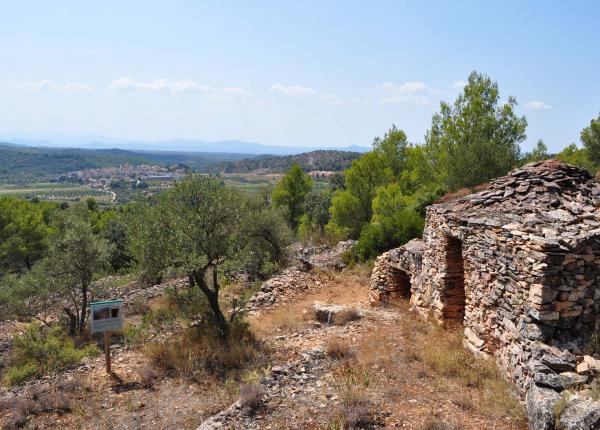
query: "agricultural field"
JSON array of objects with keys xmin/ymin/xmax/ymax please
[{"xmin": 0, "ymin": 182, "xmax": 114, "ymax": 202}]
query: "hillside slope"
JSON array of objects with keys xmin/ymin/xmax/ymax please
[
  {"xmin": 0, "ymin": 144, "xmax": 251, "ymax": 183},
  {"xmin": 210, "ymin": 150, "xmax": 362, "ymax": 173}
]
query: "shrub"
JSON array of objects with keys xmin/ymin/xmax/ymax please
[
  {"xmin": 420, "ymin": 418, "xmax": 456, "ymax": 430},
  {"xmin": 144, "ymin": 323, "xmax": 262, "ymax": 380},
  {"xmin": 137, "ymin": 367, "xmax": 157, "ymax": 388},
  {"xmin": 326, "ymin": 339, "xmax": 355, "ymax": 360},
  {"xmin": 3, "ymin": 324, "xmax": 98, "ymax": 386},
  {"xmin": 2, "ymin": 389, "xmax": 72, "ymax": 429},
  {"xmin": 334, "ymin": 308, "xmax": 361, "ymax": 325},
  {"xmin": 239, "ymin": 383, "xmax": 265, "ymax": 413},
  {"xmin": 340, "ymin": 386, "xmax": 371, "ymax": 430}
]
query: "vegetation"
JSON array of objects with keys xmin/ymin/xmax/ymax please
[
  {"xmin": 0, "ymin": 196, "xmax": 54, "ymax": 273},
  {"xmin": 581, "ymin": 113, "xmax": 600, "ymax": 163},
  {"xmin": 0, "ymin": 143, "xmax": 250, "ymax": 184},
  {"xmin": 4, "ymin": 324, "xmax": 98, "ymax": 386},
  {"xmin": 424, "ymin": 71, "xmax": 527, "ymax": 191},
  {"xmin": 272, "ymin": 163, "xmax": 313, "ymax": 231},
  {"xmin": 127, "ymin": 176, "xmax": 291, "ymax": 340},
  {"xmin": 212, "ymin": 150, "xmax": 362, "ymax": 174}
]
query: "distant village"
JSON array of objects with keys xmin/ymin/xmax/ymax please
[{"xmin": 57, "ymin": 164, "xmax": 188, "ymax": 189}]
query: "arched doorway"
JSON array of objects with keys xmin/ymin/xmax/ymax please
[
  {"xmin": 389, "ymin": 267, "xmax": 412, "ymax": 299},
  {"xmin": 442, "ymin": 236, "xmax": 466, "ymax": 320}
]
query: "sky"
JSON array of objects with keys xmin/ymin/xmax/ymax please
[{"xmin": 1, "ymin": 1, "xmax": 599, "ymax": 152}]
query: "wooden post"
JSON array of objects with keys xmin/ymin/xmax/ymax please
[{"xmin": 104, "ymin": 331, "xmax": 111, "ymax": 373}]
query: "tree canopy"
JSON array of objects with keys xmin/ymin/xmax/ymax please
[
  {"xmin": 128, "ymin": 176, "xmax": 290, "ymax": 339},
  {"xmin": 272, "ymin": 163, "xmax": 313, "ymax": 231},
  {"xmin": 581, "ymin": 113, "xmax": 600, "ymax": 163},
  {"xmin": 424, "ymin": 71, "xmax": 527, "ymax": 191}
]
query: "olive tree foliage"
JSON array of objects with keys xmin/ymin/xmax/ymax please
[
  {"xmin": 127, "ymin": 176, "xmax": 291, "ymax": 340},
  {"xmin": 424, "ymin": 71, "xmax": 527, "ymax": 191},
  {"xmin": 581, "ymin": 113, "xmax": 600, "ymax": 164},
  {"xmin": 272, "ymin": 163, "xmax": 313, "ymax": 231},
  {"xmin": 0, "ymin": 206, "xmax": 111, "ymax": 335},
  {"xmin": 46, "ymin": 207, "xmax": 111, "ymax": 335},
  {"xmin": 0, "ymin": 265, "xmax": 59, "ymax": 326}
]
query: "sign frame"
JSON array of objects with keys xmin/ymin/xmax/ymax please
[
  {"xmin": 90, "ymin": 299, "xmax": 124, "ymax": 374},
  {"xmin": 90, "ymin": 299, "xmax": 124, "ymax": 334}
]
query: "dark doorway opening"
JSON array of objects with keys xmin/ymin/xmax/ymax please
[
  {"xmin": 389, "ymin": 268, "xmax": 411, "ymax": 299},
  {"xmin": 443, "ymin": 236, "xmax": 466, "ymax": 320}
]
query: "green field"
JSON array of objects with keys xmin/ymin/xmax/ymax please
[{"xmin": 0, "ymin": 183, "xmax": 113, "ymax": 202}]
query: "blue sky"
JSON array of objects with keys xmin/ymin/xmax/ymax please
[{"xmin": 1, "ymin": 1, "xmax": 599, "ymax": 152}]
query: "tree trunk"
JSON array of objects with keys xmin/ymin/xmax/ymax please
[
  {"xmin": 64, "ymin": 307, "xmax": 77, "ymax": 336},
  {"xmin": 79, "ymin": 284, "xmax": 88, "ymax": 336},
  {"xmin": 192, "ymin": 270, "xmax": 229, "ymax": 341}
]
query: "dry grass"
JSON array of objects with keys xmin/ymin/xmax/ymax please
[
  {"xmin": 252, "ymin": 307, "xmax": 307, "ymax": 335},
  {"xmin": 144, "ymin": 325, "xmax": 263, "ymax": 381},
  {"xmin": 420, "ymin": 418, "xmax": 457, "ymax": 430},
  {"xmin": 334, "ymin": 307, "xmax": 362, "ymax": 325},
  {"xmin": 239, "ymin": 383, "xmax": 265, "ymax": 413},
  {"xmin": 407, "ymin": 321, "xmax": 524, "ymax": 420},
  {"xmin": 326, "ymin": 338, "xmax": 356, "ymax": 360}
]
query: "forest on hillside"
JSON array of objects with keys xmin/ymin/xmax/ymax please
[
  {"xmin": 208, "ymin": 150, "xmax": 362, "ymax": 174},
  {"xmin": 0, "ymin": 145, "xmax": 252, "ymax": 184}
]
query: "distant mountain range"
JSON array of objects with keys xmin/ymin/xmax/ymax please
[{"xmin": 1, "ymin": 135, "xmax": 371, "ymax": 155}]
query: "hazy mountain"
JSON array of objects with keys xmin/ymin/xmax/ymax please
[{"xmin": 1, "ymin": 135, "xmax": 371, "ymax": 155}]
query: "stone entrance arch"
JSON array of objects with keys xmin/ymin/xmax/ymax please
[
  {"xmin": 388, "ymin": 267, "xmax": 412, "ymax": 299},
  {"xmin": 442, "ymin": 236, "xmax": 466, "ymax": 320}
]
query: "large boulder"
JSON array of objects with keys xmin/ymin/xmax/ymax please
[
  {"xmin": 557, "ymin": 397, "xmax": 600, "ymax": 430},
  {"xmin": 527, "ymin": 383, "xmax": 561, "ymax": 430},
  {"xmin": 534, "ymin": 372, "xmax": 588, "ymax": 392}
]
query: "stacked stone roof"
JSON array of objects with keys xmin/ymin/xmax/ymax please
[{"xmin": 431, "ymin": 160, "xmax": 600, "ymax": 249}]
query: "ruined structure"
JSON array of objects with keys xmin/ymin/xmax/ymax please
[{"xmin": 370, "ymin": 160, "xmax": 600, "ymax": 428}]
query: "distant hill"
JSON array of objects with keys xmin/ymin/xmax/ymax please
[
  {"xmin": 2, "ymin": 136, "xmax": 371, "ymax": 155},
  {"xmin": 209, "ymin": 150, "xmax": 362, "ymax": 174},
  {"xmin": 0, "ymin": 143, "xmax": 252, "ymax": 183}
]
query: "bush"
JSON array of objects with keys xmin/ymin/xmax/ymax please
[
  {"xmin": 137, "ymin": 367, "xmax": 157, "ymax": 388},
  {"xmin": 420, "ymin": 418, "xmax": 456, "ymax": 430},
  {"xmin": 326, "ymin": 339, "xmax": 355, "ymax": 360},
  {"xmin": 4, "ymin": 363, "xmax": 39, "ymax": 386},
  {"xmin": 356, "ymin": 208, "xmax": 424, "ymax": 260},
  {"xmin": 3, "ymin": 324, "xmax": 98, "ymax": 386},
  {"xmin": 239, "ymin": 383, "xmax": 265, "ymax": 413},
  {"xmin": 144, "ymin": 323, "xmax": 262, "ymax": 380},
  {"xmin": 341, "ymin": 386, "xmax": 372, "ymax": 430}
]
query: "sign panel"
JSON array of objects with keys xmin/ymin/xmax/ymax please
[{"xmin": 90, "ymin": 299, "xmax": 124, "ymax": 333}]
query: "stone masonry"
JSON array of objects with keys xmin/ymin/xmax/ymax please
[{"xmin": 370, "ymin": 160, "xmax": 600, "ymax": 429}]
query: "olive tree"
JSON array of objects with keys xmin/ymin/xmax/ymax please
[
  {"xmin": 46, "ymin": 207, "xmax": 111, "ymax": 335},
  {"xmin": 128, "ymin": 176, "xmax": 290, "ymax": 340}
]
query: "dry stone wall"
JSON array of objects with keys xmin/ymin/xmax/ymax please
[{"xmin": 369, "ymin": 161, "xmax": 600, "ymax": 429}]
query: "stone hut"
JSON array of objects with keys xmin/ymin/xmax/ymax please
[{"xmin": 370, "ymin": 161, "xmax": 600, "ymax": 412}]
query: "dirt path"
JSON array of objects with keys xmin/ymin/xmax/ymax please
[{"xmin": 206, "ymin": 270, "xmax": 527, "ymax": 429}]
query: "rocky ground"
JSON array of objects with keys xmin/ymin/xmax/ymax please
[{"xmin": 0, "ymin": 243, "xmax": 527, "ymax": 429}]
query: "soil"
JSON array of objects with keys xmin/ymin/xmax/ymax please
[{"xmin": 0, "ymin": 266, "xmax": 527, "ymax": 430}]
